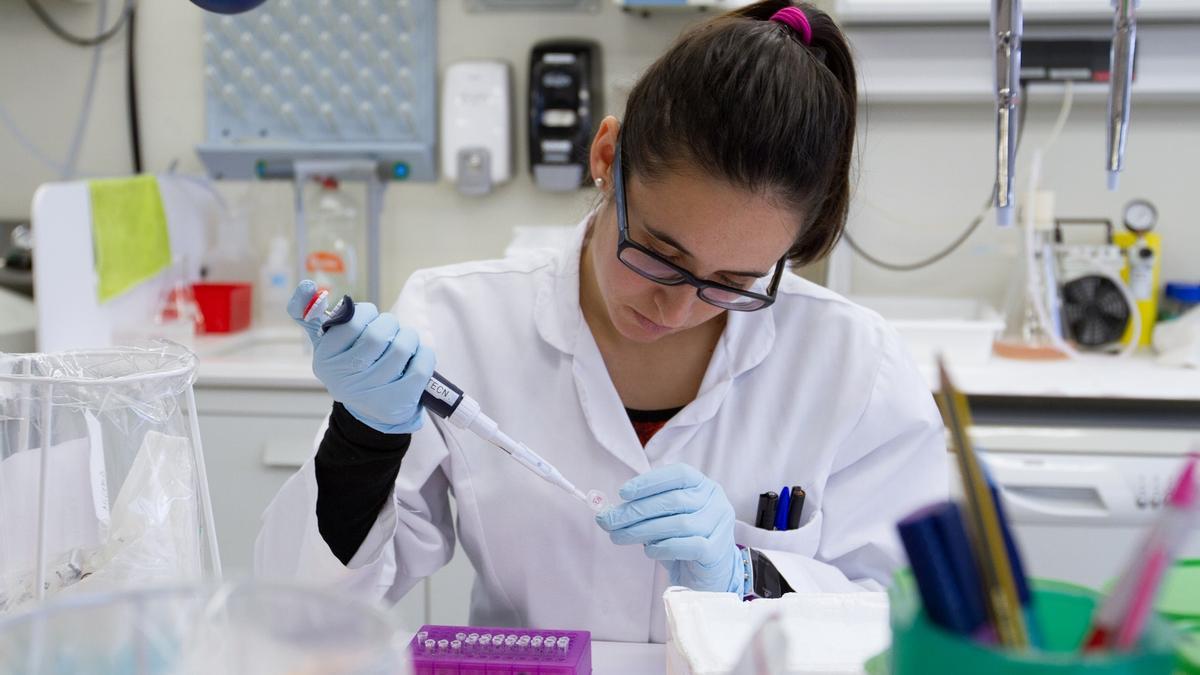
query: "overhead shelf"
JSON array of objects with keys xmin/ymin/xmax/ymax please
[{"xmin": 848, "ymin": 23, "xmax": 1200, "ymax": 103}]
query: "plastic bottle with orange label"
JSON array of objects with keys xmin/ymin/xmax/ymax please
[{"xmin": 305, "ymin": 177, "xmax": 363, "ymax": 300}]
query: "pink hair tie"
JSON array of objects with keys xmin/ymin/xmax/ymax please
[{"xmin": 770, "ymin": 6, "xmax": 813, "ymax": 45}]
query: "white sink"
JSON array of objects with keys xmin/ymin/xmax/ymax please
[{"xmin": 850, "ymin": 295, "xmax": 1004, "ymax": 366}]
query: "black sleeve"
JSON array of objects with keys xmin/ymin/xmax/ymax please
[
  {"xmin": 749, "ymin": 548, "xmax": 796, "ymax": 599},
  {"xmin": 314, "ymin": 402, "xmax": 411, "ymax": 565}
]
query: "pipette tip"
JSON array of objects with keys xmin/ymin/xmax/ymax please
[{"xmin": 1107, "ymin": 171, "xmax": 1120, "ymax": 192}]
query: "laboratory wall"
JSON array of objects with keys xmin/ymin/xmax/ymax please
[{"xmin": 0, "ymin": 1, "xmax": 1197, "ymax": 308}]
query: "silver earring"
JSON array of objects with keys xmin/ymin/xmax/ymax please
[{"xmin": 594, "ymin": 177, "xmax": 604, "ymax": 189}]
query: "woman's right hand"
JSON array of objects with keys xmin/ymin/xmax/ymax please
[{"xmin": 288, "ymin": 280, "xmax": 436, "ymax": 434}]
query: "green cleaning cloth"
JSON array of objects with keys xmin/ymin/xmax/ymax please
[{"xmin": 89, "ymin": 175, "xmax": 172, "ymax": 303}]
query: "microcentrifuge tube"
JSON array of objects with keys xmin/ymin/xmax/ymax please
[
  {"xmin": 437, "ymin": 639, "xmax": 449, "ymax": 652},
  {"xmin": 455, "ymin": 632, "xmax": 467, "ymax": 642},
  {"xmin": 451, "ymin": 640, "xmax": 462, "ymax": 653},
  {"xmin": 505, "ymin": 635, "xmax": 518, "ymax": 648},
  {"xmin": 423, "ymin": 639, "xmax": 435, "ymax": 652},
  {"xmin": 531, "ymin": 636, "xmax": 543, "ymax": 649},
  {"xmin": 417, "ymin": 631, "xmax": 428, "ymax": 643},
  {"xmin": 518, "ymin": 636, "xmax": 531, "ymax": 649},
  {"xmin": 586, "ymin": 490, "xmax": 609, "ymax": 513}
]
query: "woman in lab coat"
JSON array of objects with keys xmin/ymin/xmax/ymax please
[{"xmin": 256, "ymin": 0, "xmax": 947, "ymax": 642}]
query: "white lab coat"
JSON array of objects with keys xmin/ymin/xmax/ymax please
[{"xmin": 255, "ymin": 215, "xmax": 948, "ymax": 643}]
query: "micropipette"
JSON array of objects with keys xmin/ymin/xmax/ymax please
[{"xmin": 303, "ymin": 290, "xmax": 606, "ymax": 512}]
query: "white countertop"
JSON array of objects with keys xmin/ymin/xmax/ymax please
[
  {"xmin": 923, "ymin": 352, "xmax": 1200, "ymax": 401},
  {"xmin": 193, "ymin": 327, "xmax": 321, "ymax": 389},
  {"xmin": 193, "ymin": 327, "xmax": 1198, "ymax": 402}
]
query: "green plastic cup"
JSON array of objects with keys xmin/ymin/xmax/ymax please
[
  {"xmin": 1174, "ymin": 622, "xmax": 1200, "ymax": 675},
  {"xmin": 1157, "ymin": 561, "xmax": 1200, "ymax": 624},
  {"xmin": 889, "ymin": 574, "xmax": 1179, "ymax": 675}
]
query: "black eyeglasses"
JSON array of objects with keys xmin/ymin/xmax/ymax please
[{"xmin": 612, "ymin": 141, "xmax": 786, "ymax": 312}]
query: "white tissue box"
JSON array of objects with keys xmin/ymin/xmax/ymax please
[{"xmin": 663, "ymin": 587, "xmax": 891, "ymax": 675}]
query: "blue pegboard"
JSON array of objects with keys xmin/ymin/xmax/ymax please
[{"xmin": 199, "ymin": 0, "xmax": 437, "ymax": 180}]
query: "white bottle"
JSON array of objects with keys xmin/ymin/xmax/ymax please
[
  {"xmin": 304, "ymin": 177, "xmax": 363, "ymax": 300},
  {"xmin": 259, "ymin": 235, "xmax": 294, "ymax": 326}
]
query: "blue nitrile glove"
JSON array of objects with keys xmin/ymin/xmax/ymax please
[
  {"xmin": 287, "ymin": 280, "xmax": 435, "ymax": 434},
  {"xmin": 596, "ymin": 463, "xmax": 744, "ymax": 594}
]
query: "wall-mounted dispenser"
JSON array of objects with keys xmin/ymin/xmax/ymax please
[
  {"xmin": 442, "ymin": 60, "xmax": 514, "ymax": 196},
  {"xmin": 528, "ymin": 40, "xmax": 602, "ymax": 192}
]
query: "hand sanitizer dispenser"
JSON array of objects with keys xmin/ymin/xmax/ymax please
[
  {"xmin": 529, "ymin": 40, "xmax": 602, "ymax": 192},
  {"xmin": 442, "ymin": 60, "xmax": 513, "ymax": 196}
]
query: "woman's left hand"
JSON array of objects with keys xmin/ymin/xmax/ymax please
[{"xmin": 596, "ymin": 463, "xmax": 744, "ymax": 594}]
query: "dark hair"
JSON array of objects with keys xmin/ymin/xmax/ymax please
[{"xmin": 618, "ymin": 0, "xmax": 857, "ymax": 266}]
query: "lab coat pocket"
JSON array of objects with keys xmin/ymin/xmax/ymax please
[{"xmin": 733, "ymin": 511, "xmax": 823, "ymax": 558}]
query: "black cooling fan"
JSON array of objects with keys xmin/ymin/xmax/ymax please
[{"xmin": 1061, "ymin": 275, "xmax": 1131, "ymax": 348}]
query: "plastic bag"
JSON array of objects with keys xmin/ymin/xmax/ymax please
[{"xmin": 0, "ymin": 343, "xmax": 219, "ymax": 613}]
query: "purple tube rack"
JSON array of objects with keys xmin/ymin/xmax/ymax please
[{"xmin": 409, "ymin": 624, "xmax": 591, "ymax": 675}]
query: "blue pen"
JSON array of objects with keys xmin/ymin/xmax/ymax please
[
  {"xmin": 774, "ymin": 487, "xmax": 791, "ymax": 531},
  {"xmin": 929, "ymin": 502, "xmax": 992, "ymax": 641},
  {"xmin": 899, "ymin": 503, "xmax": 985, "ymax": 636}
]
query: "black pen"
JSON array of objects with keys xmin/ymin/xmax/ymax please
[
  {"xmin": 756, "ymin": 491, "xmax": 778, "ymax": 529},
  {"xmin": 788, "ymin": 486, "xmax": 805, "ymax": 530}
]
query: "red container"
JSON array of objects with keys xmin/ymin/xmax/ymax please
[{"xmin": 192, "ymin": 282, "xmax": 253, "ymax": 334}]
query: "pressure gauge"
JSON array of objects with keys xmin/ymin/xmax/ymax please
[{"xmin": 1122, "ymin": 199, "xmax": 1158, "ymax": 233}]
